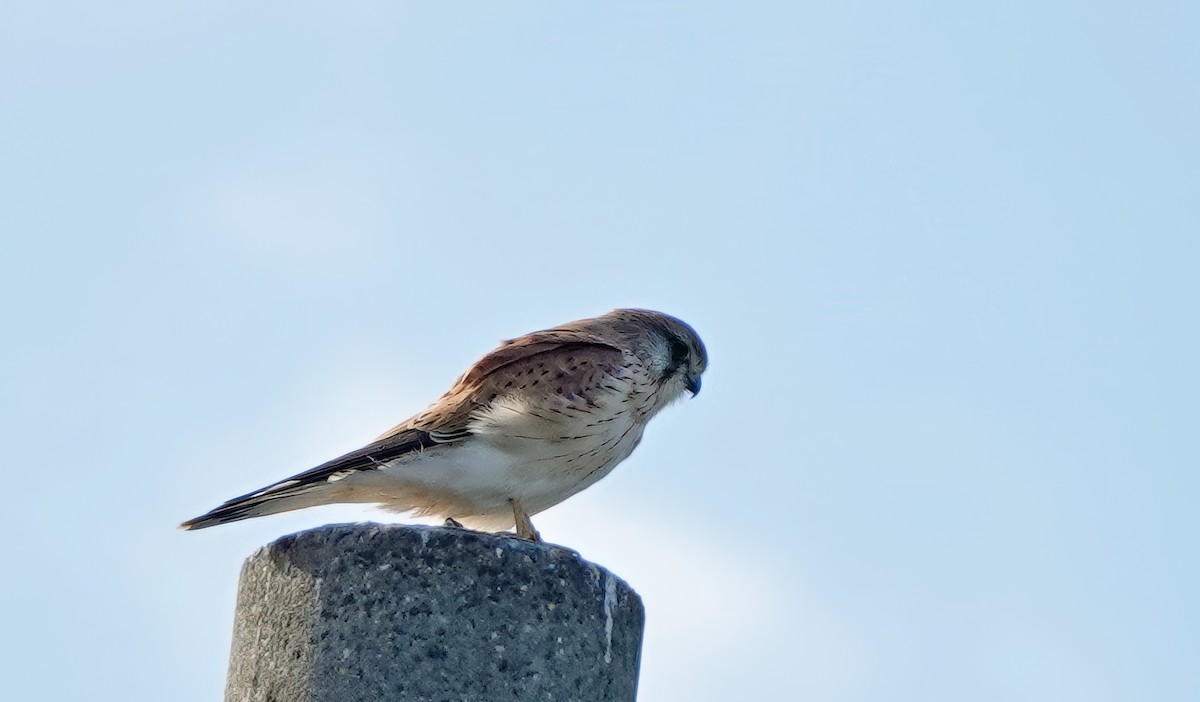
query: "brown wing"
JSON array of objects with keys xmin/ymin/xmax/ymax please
[{"xmin": 376, "ymin": 328, "xmax": 625, "ymax": 441}]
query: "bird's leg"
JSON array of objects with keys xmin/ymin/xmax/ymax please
[
  {"xmin": 443, "ymin": 517, "xmax": 464, "ymax": 528},
  {"xmin": 509, "ymin": 499, "xmax": 542, "ymax": 542}
]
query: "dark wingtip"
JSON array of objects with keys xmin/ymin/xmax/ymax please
[{"xmin": 180, "ymin": 509, "xmax": 235, "ymax": 531}]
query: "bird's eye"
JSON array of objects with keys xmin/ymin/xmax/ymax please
[{"xmin": 669, "ymin": 337, "xmax": 690, "ymax": 367}]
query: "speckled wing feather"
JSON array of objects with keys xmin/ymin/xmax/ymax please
[
  {"xmin": 181, "ymin": 329, "xmax": 628, "ymax": 530},
  {"xmin": 377, "ymin": 327, "xmax": 627, "ymax": 441}
]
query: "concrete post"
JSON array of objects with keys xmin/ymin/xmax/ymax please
[{"xmin": 224, "ymin": 523, "xmax": 644, "ymax": 702}]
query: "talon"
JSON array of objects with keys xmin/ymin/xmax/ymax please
[
  {"xmin": 443, "ymin": 517, "xmax": 464, "ymax": 528},
  {"xmin": 508, "ymin": 499, "xmax": 543, "ymax": 542}
]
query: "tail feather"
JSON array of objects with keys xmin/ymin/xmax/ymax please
[
  {"xmin": 180, "ymin": 482, "xmax": 337, "ymax": 530},
  {"xmin": 180, "ymin": 427, "xmax": 439, "ymax": 530}
]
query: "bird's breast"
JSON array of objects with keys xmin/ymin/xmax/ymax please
[{"xmin": 465, "ymin": 392, "xmax": 645, "ymax": 509}]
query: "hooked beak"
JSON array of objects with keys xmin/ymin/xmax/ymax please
[{"xmin": 684, "ymin": 372, "xmax": 702, "ymax": 397}]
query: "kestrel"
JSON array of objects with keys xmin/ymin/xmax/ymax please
[{"xmin": 181, "ymin": 309, "xmax": 707, "ymax": 541}]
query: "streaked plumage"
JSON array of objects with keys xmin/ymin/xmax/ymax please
[{"xmin": 181, "ymin": 309, "xmax": 707, "ymax": 540}]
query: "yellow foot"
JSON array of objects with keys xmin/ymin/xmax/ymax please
[{"xmin": 508, "ymin": 499, "xmax": 543, "ymax": 542}]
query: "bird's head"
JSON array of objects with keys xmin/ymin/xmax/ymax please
[{"xmin": 607, "ymin": 309, "xmax": 707, "ymax": 405}]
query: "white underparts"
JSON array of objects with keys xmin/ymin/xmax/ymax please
[{"xmin": 338, "ymin": 391, "xmax": 650, "ymax": 530}]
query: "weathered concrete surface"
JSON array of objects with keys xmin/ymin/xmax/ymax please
[{"xmin": 225, "ymin": 523, "xmax": 644, "ymax": 702}]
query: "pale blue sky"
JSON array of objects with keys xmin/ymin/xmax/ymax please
[{"xmin": 2, "ymin": 2, "xmax": 1197, "ymax": 700}]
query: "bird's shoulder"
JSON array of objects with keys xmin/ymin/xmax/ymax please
[{"xmin": 378, "ymin": 328, "xmax": 631, "ymax": 441}]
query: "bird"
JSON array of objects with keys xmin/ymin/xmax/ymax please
[{"xmin": 181, "ymin": 309, "xmax": 707, "ymax": 541}]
